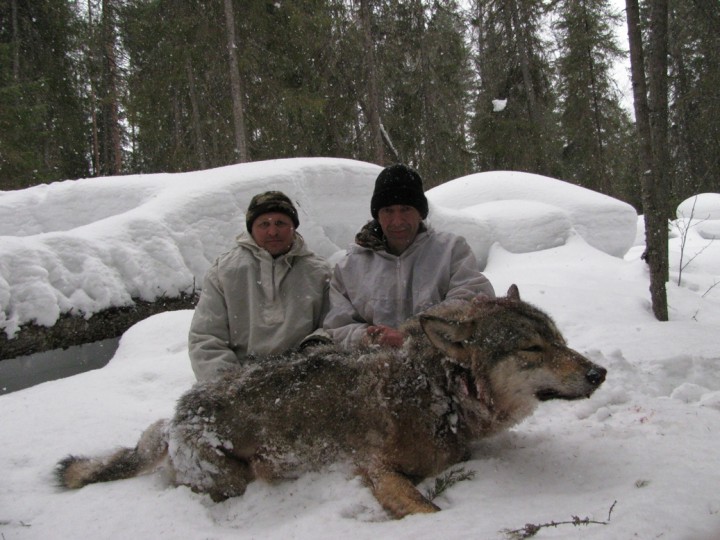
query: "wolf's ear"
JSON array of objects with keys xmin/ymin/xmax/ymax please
[
  {"xmin": 419, "ymin": 315, "xmax": 474, "ymax": 360},
  {"xmin": 507, "ymin": 284, "xmax": 520, "ymax": 301}
]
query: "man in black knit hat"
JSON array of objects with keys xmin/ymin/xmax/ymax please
[
  {"xmin": 189, "ymin": 191, "xmax": 330, "ymax": 381},
  {"xmin": 324, "ymin": 164, "xmax": 495, "ymax": 349}
]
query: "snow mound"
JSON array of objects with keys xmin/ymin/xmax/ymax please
[
  {"xmin": 676, "ymin": 193, "xmax": 720, "ymax": 220},
  {"xmin": 2, "ymin": 161, "xmax": 642, "ymax": 336},
  {"xmin": 427, "ymin": 170, "xmax": 638, "ymax": 258},
  {"xmin": 0, "ymin": 158, "xmax": 380, "ymax": 335}
]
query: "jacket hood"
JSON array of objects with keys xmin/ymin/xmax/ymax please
[{"xmin": 236, "ymin": 230, "xmax": 311, "ymax": 260}]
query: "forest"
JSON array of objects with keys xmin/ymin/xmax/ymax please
[{"xmin": 1, "ymin": 0, "xmax": 718, "ymax": 210}]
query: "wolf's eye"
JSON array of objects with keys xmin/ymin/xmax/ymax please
[{"xmin": 523, "ymin": 345, "xmax": 544, "ymax": 353}]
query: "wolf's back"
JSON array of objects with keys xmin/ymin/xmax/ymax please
[{"xmin": 56, "ymin": 419, "xmax": 169, "ymax": 489}]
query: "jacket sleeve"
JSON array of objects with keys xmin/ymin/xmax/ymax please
[
  {"xmin": 298, "ymin": 262, "xmax": 333, "ymax": 348},
  {"xmin": 188, "ymin": 263, "xmax": 240, "ymax": 381},
  {"xmin": 323, "ymin": 263, "xmax": 369, "ymax": 349},
  {"xmin": 444, "ymin": 236, "xmax": 496, "ymax": 301}
]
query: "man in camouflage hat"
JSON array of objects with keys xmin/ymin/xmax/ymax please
[{"xmin": 189, "ymin": 191, "xmax": 330, "ymax": 381}]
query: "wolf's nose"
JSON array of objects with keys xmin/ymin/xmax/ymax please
[{"xmin": 586, "ymin": 366, "xmax": 607, "ymax": 386}]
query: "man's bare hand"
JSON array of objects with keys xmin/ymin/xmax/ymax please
[{"xmin": 365, "ymin": 325, "xmax": 405, "ymax": 348}]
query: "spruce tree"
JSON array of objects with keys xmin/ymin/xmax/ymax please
[
  {"xmin": 553, "ymin": 0, "xmax": 634, "ymax": 197},
  {"xmin": 469, "ymin": 0, "xmax": 560, "ymax": 176},
  {"xmin": 0, "ymin": 0, "xmax": 89, "ymax": 189},
  {"xmin": 667, "ymin": 1, "xmax": 720, "ymax": 204}
]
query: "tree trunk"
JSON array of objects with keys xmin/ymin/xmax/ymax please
[
  {"xmin": 102, "ymin": 0, "xmax": 122, "ymax": 175},
  {"xmin": 89, "ymin": 87, "xmax": 101, "ymax": 175},
  {"xmin": 508, "ymin": 0, "xmax": 538, "ymax": 123},
  {"xmin": 647, "ymin": 0, "xmax": 671, "ymax": 228},
  {"xmin": 223, "ymin": 0, "xmax": 248, "ymax": 163},
  {"xmin": 87, "ymin": 1, "xmax": 101, "ymax": 176},
  {"xmin": 360, "ymin": 0, "xmax": 385, "ymax": 165},
  {"xmin": 625, "ymin": 0, "xmax": 669, "ymax": 320},
  {"xmin": 11, "ymin": 0, "xmax": 19, "ymax": 80},
  {"xmin": 186, "ymin": 59, "xmax": 208, "ymax": 169}
]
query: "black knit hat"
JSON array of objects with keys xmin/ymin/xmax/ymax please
[
  {"xmin": 370, "ymin": 164, "xmax": 429, "ymax": 220},
  {"xmin": 245, "ymin": 191, "xmax": 300, "ymax": 232}
]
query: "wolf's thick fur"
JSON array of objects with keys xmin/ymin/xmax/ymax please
[{"xmin": 56, "ymin": 285, "xmax": 605, "ymax": 518}]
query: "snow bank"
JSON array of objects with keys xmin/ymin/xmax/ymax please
[
  {"xmin": 0, "ymin": 158, "xmax": 380, "ymax": 335},
  {"xmin": 427, "ymin": 170, "xmax": 638, "ymax": 258},
  {"xmin": 1, "ymin": 165, "xmax": 720, "ymax": 539},
  {"xmin": 1, "ymin": 160, "xmax": 641, "ymax": 336}
]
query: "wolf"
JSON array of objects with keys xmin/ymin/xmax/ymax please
[{"xmin": 56, "ymin": 285, "xmax": 605, "ymax": 519}]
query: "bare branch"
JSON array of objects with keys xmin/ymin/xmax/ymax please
[
  {"xmin": 502, "ymin": 500, "xmax": 617, "ymax": 539},
  {"xmin": 676, "ymin": 195, "xmax": 715, "ymax": 286}
]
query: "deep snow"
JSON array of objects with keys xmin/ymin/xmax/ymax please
[{"xmin": 1, "ymin": 158, "xmax": 719, "ymax": 539}]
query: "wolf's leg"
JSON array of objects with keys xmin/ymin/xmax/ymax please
[
  {"xmin": 198, "ymin": 451, "xmax": 253, "ymax": 503},
  {"xmin": 168, "ymin": 421, "xmax": 253, "ymax": 502},
  {"xmin": 362, "ymin": 467, "xmax": 440, "ymax": 518}
]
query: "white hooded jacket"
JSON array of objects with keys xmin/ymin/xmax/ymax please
[
  {"xmin": 189, "ymin": 232, "xmax": 330, "ymax": 381},
  {"xmin": 324, "ymin": 221, "xmax": 495, "ymax": 348}
]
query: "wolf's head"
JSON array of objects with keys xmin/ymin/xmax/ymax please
[{"xmin": 418, "ymin": 285, "xmax": 605, "ymax": 422}]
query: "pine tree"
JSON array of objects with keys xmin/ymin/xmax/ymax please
[
  {"xmin": 121, "ymin": 0, "xmax": 232, "ymax": 171},
  {"xmin": 242, "ymin": 0, "xmax": 349, "ymax": 161},
  {"xmin": 416, "ymin": 1, "xmax": 475, "ymax": 186},
  {"xmin": 361, "ymin": 0, "xmax": 473, "ymax": 185},
  {"xmin": 469, "ymin": 0, "xmax": 560, "ymax": 176},
  {"xmin": 0, "ymin": 0, "xmax": 89, "ymax": 189},
  {"xmin": 554, "ymin": 0, "xmax": 633, "ymax": 196},
  {"xmin": 667, "ymin": 1, "xmax": 720, "ymax": 204}
]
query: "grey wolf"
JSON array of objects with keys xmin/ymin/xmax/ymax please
[{"xmin": 56, "ymin": 285, "xmax": 605, "ymax": 519}]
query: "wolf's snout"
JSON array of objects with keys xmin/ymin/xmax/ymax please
[{"xmin": 586, "ymin": 366, "xmax": 607, "ymax": 386}]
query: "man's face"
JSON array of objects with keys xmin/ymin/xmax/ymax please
[
  {"xmin": 251, "ymin": 212, "xmax": 295, "ymax": 256},
  {"xmin": 377, "ymin": 205, "xmax": 422, "ymax": 255}
]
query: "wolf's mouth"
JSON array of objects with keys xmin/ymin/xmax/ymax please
[
  {"xmin": 535, "ymin": 389, "xmax": 562, "ymax": 401},
  {"xmin": 451, "ymin": 367, "xmax": 481, "ymax": 401},
  {"xmin": 535, "ymin": 389, "xmax": 593, "ymax": 401}
]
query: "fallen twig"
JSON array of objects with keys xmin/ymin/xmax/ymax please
[{"xmin": 502, "ymin": 500, "xmax": 617, "ymax": 539}]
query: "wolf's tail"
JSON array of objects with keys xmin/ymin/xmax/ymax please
[{"xmin": 55, "ymin": 419, "xmax": 169, "ymax": 489}]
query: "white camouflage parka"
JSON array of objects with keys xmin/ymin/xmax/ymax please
[
  {"xmin": 323, "ymin": 221, "xmax": 495, "ymax": 348},
  {"xmin": 189, "ymin": 232, "xmax": 330, "ymax": 381}
]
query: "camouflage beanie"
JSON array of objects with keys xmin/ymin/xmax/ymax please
[
  {"xmin": 245, "ymin": 191, "xmax": 300, "ymax": 232},
  {"xmin": 370, "ymin": 164, "xmax": 429, "ymax": 220}
]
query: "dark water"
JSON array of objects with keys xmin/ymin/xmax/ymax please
[{"xmin": 0, "ymin": 337, "xmax": 120, "ymax": 395}]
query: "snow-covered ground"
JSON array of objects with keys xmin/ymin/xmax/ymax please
[{"xmin": 1, "ymin": 158, "xmax": 719, "ymax": 539}]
